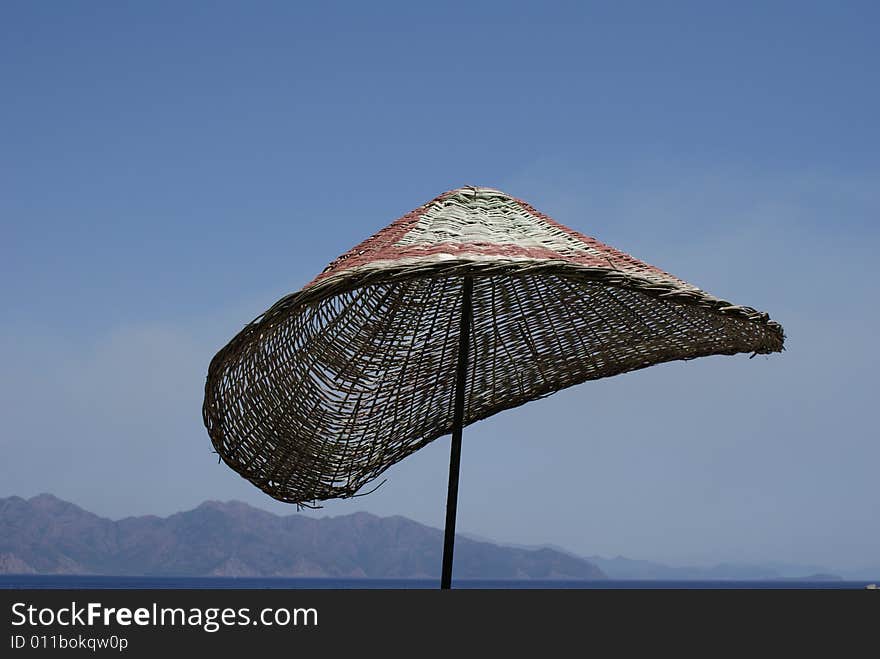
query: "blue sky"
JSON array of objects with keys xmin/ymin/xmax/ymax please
[{"xmin": 2, "ymin": 2, "xmax": 878, "ymax": 571}]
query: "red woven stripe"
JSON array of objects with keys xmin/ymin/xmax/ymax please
[
  {"xmin": 511, "ymin": 196, "xmax": 672, "ymax": 278},
  {"xmin": 306, "ymin": 190, "xmax": 456, "ymax": 287},
  {"xmin": 307, "ymin": 187, "xmax": 682, "ymax": 288}
]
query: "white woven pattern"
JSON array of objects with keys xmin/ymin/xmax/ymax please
[{"xmin": 396, "ymin": 187, "xmax": 602, "ymax": 258}]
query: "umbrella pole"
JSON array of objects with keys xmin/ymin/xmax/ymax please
[{"xmin": 441, "ymin": 275, "xmax": 474, "ymax": 590}]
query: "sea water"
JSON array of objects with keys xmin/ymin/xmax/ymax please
[{"xmin": 0, "ymin": 575, "xmax": 871, "ymax": 589}]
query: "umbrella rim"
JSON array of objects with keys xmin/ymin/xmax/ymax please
[{"xmin": 208, "ymin": 257, "xmax": 783, "ymax": 374}]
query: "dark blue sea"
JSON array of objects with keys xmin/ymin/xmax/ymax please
[{"xmin": 0, "ymin": 575, "xmax": 873, "ymax": 589}]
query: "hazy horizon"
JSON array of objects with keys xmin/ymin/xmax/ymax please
[{"xmin": 3, "ymin": 3, "xmax": 878, "ymax": 571}]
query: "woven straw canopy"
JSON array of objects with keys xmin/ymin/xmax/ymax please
[{"xmin": 203, "ymin": 186, "xmax": 784, "ymax": 506}]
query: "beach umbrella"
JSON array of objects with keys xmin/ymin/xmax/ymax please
[{"xmin": 203, "ymin": 186, "xmax": 784, "ymax": 588}]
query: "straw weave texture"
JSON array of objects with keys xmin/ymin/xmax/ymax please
[{"xmin": 203, "ymin": 187, "xmax": 784, "ymax": 505}]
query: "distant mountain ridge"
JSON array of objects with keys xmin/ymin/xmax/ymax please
[
  {"xmin": 0, "ymin": 494, "xmax": 605, "ymax": 580},
  {"xmin": 459, "ymin": 535, "xmax": 855, "ymax": 581}
]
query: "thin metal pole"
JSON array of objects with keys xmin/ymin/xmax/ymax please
[{"xmin": 441, "ymin": 276, "xmax": 473, "ymax": 590}]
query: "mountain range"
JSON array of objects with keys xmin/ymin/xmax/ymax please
[
  {"xmin": 2, "ymin": 495, "xmax": 874, "ymax": 580},
  {"xmin": 0, "ymin": 494, "xmax": 605, "ymax": 579}
]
